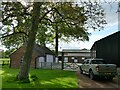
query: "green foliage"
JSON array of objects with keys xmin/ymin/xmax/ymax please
[
  {"xmin": 0, "ymin": 50, "xmax": 10, "ymax": 58},
  {"xmin": 0, "ymin": 50, "xmax": 5, "ymax": 58},
  {"xmin": 1, "ymin": 2, "xmax": 31, "ymax": 49},
  {"xmin": 0, "ymin": 48, "xmax": 15, "ymax": 58},
  {"xmin": 1, "ymin": 2, "xmax": 106, "ymax": 49}
]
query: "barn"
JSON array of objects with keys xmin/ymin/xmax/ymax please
[
  {"xmin": 10, "ymin": 44, "xmax": 55, "ymax": 68},
  {"xmin": 91, "ymin": 31, "xmax": 120, "ymax": 67}
]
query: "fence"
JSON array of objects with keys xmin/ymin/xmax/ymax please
[
  {"xmin": 36, "ymin": 62, "xmax": 79, "ymax": 70},
  {"xmin": 0, "ymin": 60, "xmax": 9, "ymax": 66},
  {"xmin": 64, "ymin": 63, "xmax": 79, "ymax": 71},
  {"xmin": 37, "ymin": 62, "xmax": 62, "ymax": 70}
]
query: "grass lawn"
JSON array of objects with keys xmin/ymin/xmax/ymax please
[{"xmin": 0, "ymin": 66, "xmax": 78, "ymax": 89}]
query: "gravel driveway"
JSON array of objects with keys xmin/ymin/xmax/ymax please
[{"xmin": 76, "ymin": 68, "xmax": 120, "ymax": 89}]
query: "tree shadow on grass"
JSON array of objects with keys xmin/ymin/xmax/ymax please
[
  {"xmin": 29, "ymin": 71, "xmax": 78, "ymax": 88},
  {"xmin": 2, "ymin": 66, "xmax": 78, "ymax": 88}
]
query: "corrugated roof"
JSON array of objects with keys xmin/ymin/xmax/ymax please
[
  {"xmin": 62, "ymin": 49, "xmax": 90, "ymax": 53},
  {"xmin": 34, "ymin": 44, "xmax": 54, "ymax": 55},
  {"xmin": 10, "ymin": 44, "xmax": 54, "ymax": 56}
]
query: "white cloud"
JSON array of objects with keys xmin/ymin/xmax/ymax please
[
  {"xmin": 104, "ymin": 22, "xmax": 118, "ymax": 31},
  {"xmin": 58, "ymin": 34, "xmax": 102, "ymax": 50},
  {"xmin": 102, "ymin": 2, "xmax": 118, "ymax": 23},
  {"xmin": 79, "ymin": 35, "xmax": 102, "ymax": 49},
  {"xmin": 0, "ymin": 45, "xmax": 6, "ymax": 51},
  {"xmin": 59, "ymin": 40, "xmax": 80, "ymax": 50}
]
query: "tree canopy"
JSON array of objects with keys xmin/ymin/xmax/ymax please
[{"xmin": 1, "ymin": 1, "xmax": 106, "ymax": 50}]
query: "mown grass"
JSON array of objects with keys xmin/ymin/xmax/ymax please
[{"xmin": 0, "ymin": 66, "xmax": 78, "ymax": 89}]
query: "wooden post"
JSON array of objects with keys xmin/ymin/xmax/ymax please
[
  {"xmin": 41, "ymin": 62, "xmax": 42, "ymax": 69},
  {"xmin": 2, "ymin": 61, "xmax": 5, "ymax": 66},
  {"xmin": 35, "ymin": 57, "xmax": 37, "ymax": 69},
  {"xmin": 7, "ymin": 60, "xmax": 9, "ymax": 65},
  {"xmin": 51, "ymin": 62, "xmax": 52, "ymax": 70},
  {"xmin": 61, "ymin": 52, "xmax": 64, "ymax": 70}
]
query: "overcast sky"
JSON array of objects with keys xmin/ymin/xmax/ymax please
[{"xmin": 0, "ymin": 1, "xmax": 119, "ymax": 51}]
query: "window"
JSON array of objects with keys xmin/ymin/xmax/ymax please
[
  {"xmin": 46, "ymin": 54, "xmax": 53, "ymax": 62},
  {"xmin": 71, "ymin": 57, "xmax": 75, "ymax": 59},
  {"xmin": 74, "ymin": 57, "xmax": 78, "ymax": 63},
  {"xmin": 64, "ymin": 57, "xmax": 68, "ymax": 62},
  {"xmin": 82, "ymin": 60, "xmax": 87, "ymax": 64},
  {"xmin": 20, "ymin": 56, "xmax": 24, "ymax": 64},
  {"xmin": 91, "ymin": 60, "xmax": 106, "ymax": 64},
  {"xmin": 86, "ymin": 60, "xmax": 89, "ymax": 64},
  {"xmin": 82, "ymin": 60, "xmax": 85, "ymax": 64}
]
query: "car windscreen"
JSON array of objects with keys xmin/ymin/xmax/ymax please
[{"xmin": 91, "ymin": 60, "xmax": 106, "ymax": 64}]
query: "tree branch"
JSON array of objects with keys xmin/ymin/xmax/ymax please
[
  {"xmin": 1, "ymin": 31, "xmax": 28, "ymax": 38},
  {"xmin": 43, "ymin": 17, "xmax": 65, "ymax": 24},
  {"xmin": 53, "ymin": 7, "xmax": 71, "ymax": 28},
  {"xmin": 39, "ymin": 8, "xmax": 55, "ymax": 22}
]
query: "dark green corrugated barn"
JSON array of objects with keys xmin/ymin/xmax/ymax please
[{"xmin": 91, "ymin": 31, "xmax": 120, "ymax": 67}]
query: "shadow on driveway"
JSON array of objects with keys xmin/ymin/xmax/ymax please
[{"xmin": 76, "ymin": 69, "xmax": 120, "ymax": 89}]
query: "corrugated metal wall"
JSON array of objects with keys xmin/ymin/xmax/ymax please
[{"xmin": 96, "ymin": 31, "xmax": 120, "ymax": 67}]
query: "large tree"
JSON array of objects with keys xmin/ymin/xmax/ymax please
[
  {"xmin": 1, "ymin": 1, "xmax": 107, "ymax": 80},
  {"xmin": 1, "ymin": 1, "xmax": 106, "ymax": 50},
  {"xmin": 17, "ymin": 2, "xmax": 42, "ymax": 80}
]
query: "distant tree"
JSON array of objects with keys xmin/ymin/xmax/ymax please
[
  {"xmin": 1, "ymin": 2, "xmax": 30, "ymax": 50},
  {"xmin": 0, "ymin": 50, "xmax": 5, "ymax": 58},
  {"xmin": 0, "ymin": 50, "xmax": 10, "ymax": 58},
  {"xmin": 5, "ymin": 49, "xmax": 15, "ymax": 58}
]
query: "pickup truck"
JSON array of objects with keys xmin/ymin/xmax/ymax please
[{"xmin": 79, "ymin": 58, "xmax": 117, "ymax": 80}]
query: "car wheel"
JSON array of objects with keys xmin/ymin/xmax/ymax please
[{"xmin": 89, "ymin": 70, "xmax": 95, "ymax": 80}]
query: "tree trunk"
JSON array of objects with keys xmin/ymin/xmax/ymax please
[{"xmin": 17, "ymin": 2, "xmax": 41, "ymax": 80}]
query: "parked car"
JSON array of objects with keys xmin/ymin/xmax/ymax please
[{"xmin": 79, "ymin": 58, "xmax": 117, "ymax": 80}]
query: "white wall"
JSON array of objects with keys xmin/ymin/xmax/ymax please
[
  {"xmin": 46, "ymin": 54, "xmax": 53, "ymax": 62},
  {"xmin": 65, "ymin": 53, "xmax": 90, "ymax": 57},
  {"xmin": 36, "ymin": 57, "xmax": 45, "ymax": 68}
]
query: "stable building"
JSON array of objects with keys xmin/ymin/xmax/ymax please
[
  {"xmin": 91, "ymin": 31, "xmax": 120, "ymax": 67},
  {"xmin": 60, "ymin": 49, "xmax": 91, "ymax": 63},
  {"xmin": 10, "ymin": 44, "xmax": 55, "ymax": 68}
]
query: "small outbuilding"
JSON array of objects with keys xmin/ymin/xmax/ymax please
[
  {"xmin": 91, "ymin": 31, "xmax": 120, "ymax": 67},
  {"xmin": 60, "ymin": 49, "xmax": 91, "ymax": 63},
  {"xmin": 10, "ymin": 44, "xmax": 55, "ymax": 68}
]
